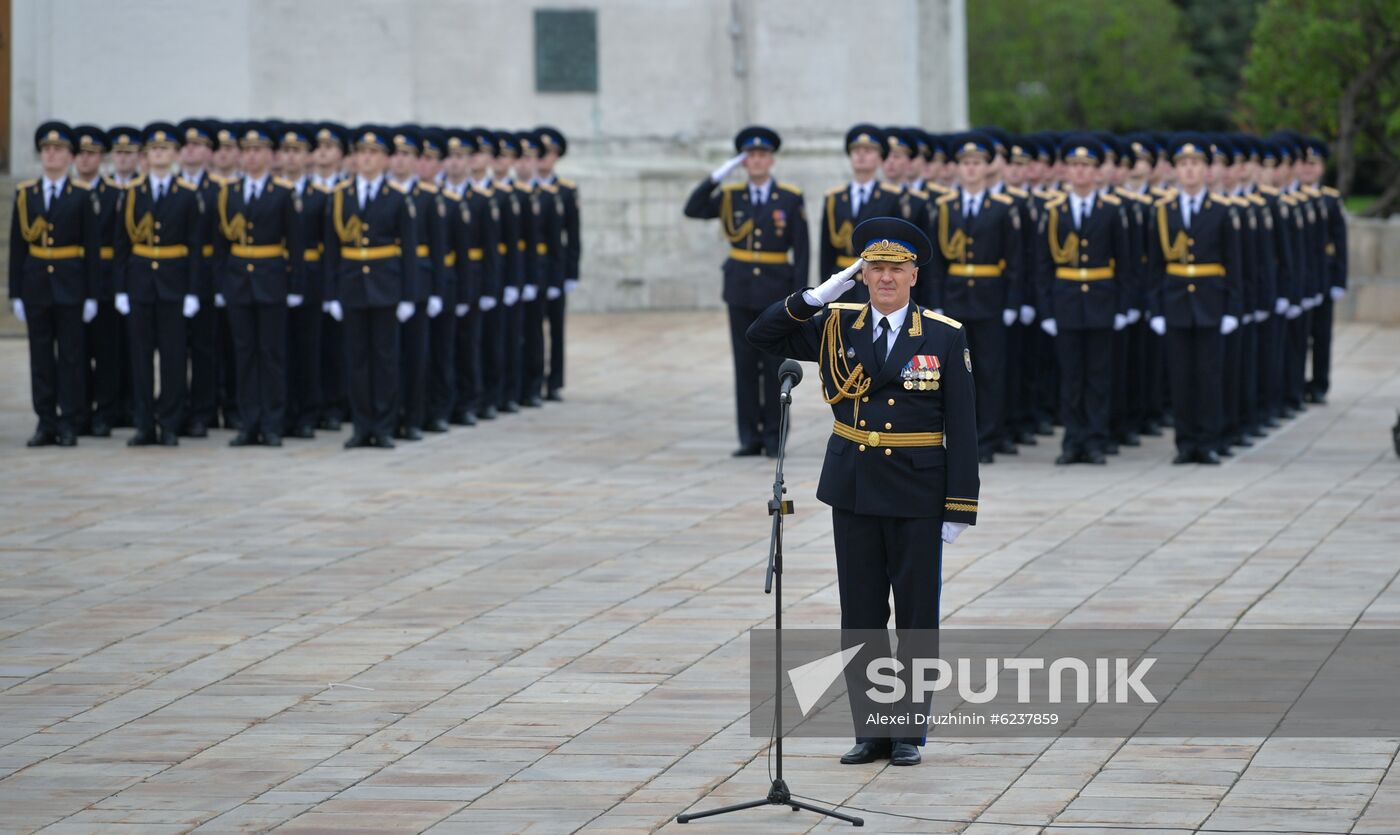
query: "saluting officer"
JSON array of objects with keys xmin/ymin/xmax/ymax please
[
  {"xmin": 927, "ymin": 131, "xmax": 1024, "ymax": 463},
  {"xmin": 1148, "ymin": 135, "xmax": 1244, "ymax": 465},
  {"xmin": 213, "ymin": 122, "xmax": 305, "ymax": 447},
  {"xmin": 1035, "ymin": 136, "xmax": 1131, "ymax": 465},
  {"xmin": 72, "ymin": 125, "xmax": 121, "ymax": 437},
  {"xmin": 536, "ymin": 126, "xmax": 578, "ymax": 402},
  {"xmin": 10, "ymin": 122, "xmax": 100, "ymax": 447},
  {"xmin": 683, "ymin": 125, "xmax": 810, "ymax": 457},
  {"xmin": 821, "ymin": 125, "xmax": 902, "ymax": 299},
  {"xmin": 323, "ymin": 125, "xmax": 419, "ymax": 449},
  {"xmin": 747, "ymin": 217, "xmax": 979, "ymax": 767}
]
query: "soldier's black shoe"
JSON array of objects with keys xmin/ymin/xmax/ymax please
[
  {"xmin": 840, "ymin": 741, "xmax": 891, "ymax": 764},
  {"xmin": 263, "ymin": 434, "xmax": 283, "ymax": 447},
  {"xmin": 158, "ymin": 430, "xmax": 179, "ymax": 447},
  {"xmin": 127, "ymin": 431, "xmax": 156, "ymax": 447},
  {"xmin": 1085, "ymin": 450, "xmax": 1107, "ymax": 465},
  {"xmin": 1014, "ymin": 431, "xmax": 1037, "ymax": 446},
  {"xmin": 995, "ymin": 439, "xmax": 1018, "ymax": 455},
  {"xmin": 290, "ymin": 425, "xmax": 315, "ymax": 439},
  {"xmin": 1247, "ymin": 426, "xmax": 1268, "ymax": 439},
  {"xmin": 1104, "ymin": 442, "xmax": 1120, "ymax": 455},
  {"xmin": 319, "ymin": 416, "xmax": 343, "ymax": 431},
  {"xmin": 1312, "ymin": 392, "xmax": 1327, "ymax": 405},
  {"xmin": 1140, "ymin": 423, "xmax": 1164, "ymax": 437},
  {"xmin": 1197, "ymin": 450, "xmax": 1222, "ymax": 465},
  {"xmin": 373, "ymin": 434, "xmax": 396, "ymax": 449},
  {"xmin": 1217, "ymin": 446, "xmax": 1234, "ymax": 458},
  {"xmin": 56, "ymin": 432, "xmax": 78, "ymax": 447},
  {"xmin": 523, "ymin": 396, "xmax": 544, "ymax": 408},
  {"xmin": 449, "ymin": 411, "xmax": 471, "ymax": 426},
  {"xmin": 183, "ymin": 421, "xmax": 208, "ymax": 438},
  {"xmin": 425, "ymin": 418, "xmax": 451, "ymax": 432},
  {"xmin": 978, "ymin": 451, "xmax": 995, "ymax": 464},
  {"xmin": 229, "ymin": 432, "xmax": 259, "ymax": 447},
  {"xmin": 546, "ymin": 388, "xmax": 564, "ymax": 402},
  {"xmin": 764, "ymin": 447, "xmax": 781, "ymax": 459},
  {"xmin": 1119, "ymin": 431, "xmax": 1141, "ymax": 447},
  {"xmin": 1234, "ymin": 435, "xmax": 1254, "ymax": 447},
  {"xmin": 223, "ymin": 414, "xmax": 243, "ymax": 432},
  {"xmin": 344, "ymin": 434, "xmax": 372, "ymax": 449},
  {"xmin": 89, "ymin": 419, "xmax": 112, "ymax": 438},
  {"xmin": 890, "ymin": 742, "xmax": 922, "ymax": 766},
  {"xmin": 477, "ymin": 405, "xmax": 498, "ymax": 421},
  {"xmin": 1172, "ymin": 451, "xmax": 1194, "ymax": 465},
  {"xmin": 1035, "ymin": 420, "xmax": 1055, "ymax": 436},
  {"xmin": 732, "ymin": 443, "xmax": 763, "ymax": 458},
  {"xmin": 395, "ymin": 426, "xmax": 423, "ymax": 441},
  {"xmin": 501, "ymin": 401, "xmax": 520, "ymax": 414},
  {"xmin": 1303, "ymin": 389, "xmax": 1317, "ymax": 403},
  {"xmin": 26, "ymin": 431, "xmax": 57, "ymax": 447},
  {"xmin": 1054, "ymin": 452, "xmax": 1079, "ymax": 465}
]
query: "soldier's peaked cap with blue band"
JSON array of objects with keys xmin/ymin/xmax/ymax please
[
  {"xmin": 852, "ymin": 216, "xmax": 933, "ymax": 267},
  {"xmin": 734, "ymin": 125, "xmax": 780, "ymax": 154}
]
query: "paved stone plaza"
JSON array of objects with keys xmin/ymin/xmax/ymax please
[{"xmin": 1, "ymin": 314, "xmax": 1398, "ymax": 834}]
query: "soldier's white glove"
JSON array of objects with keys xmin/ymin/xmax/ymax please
[
  {"xmin": 805, "ymin": 258, "xmax": 864, "ymax": 306},
  {"xmin": 1329, "ymin": 285, "xmax": 1345, "ymax": 301},
  {"xmin": 479, "ymin": 295, "xmax": 498, "ymax": 312},
  {"xmin": 710, "ymin": 151, "xmax": 748, "ymax": 182},
  {"xmin": 454, "ymin": 303, "xmax": 469, "ymax": 317},
  {"xmin": 395, "ymin": 301, "xmax": 415, "ymax": 323},
  {"xmin": 1126, "ymin": 308, "xmax": 1142, "ymax": 324},
  {"xmin": 1149, "ymin": 316, "xmax": 1166, "ymax": 336},
  {"xmin": 1220, "ymin": 315, "xmax": 1239, "ymax": 335},
  {"xmin": 1286, "ymin": 304, "xmax": 1302, "ymax": 319},
  {"xmin": 11, "ymin": 300, "xmax": 25, "ymax": 323},
  {"xmin": 564, "ymin": 279, "xmax": 579, "ymax": 295},
  {"xmin": 1040, "ymin": 318, "xmax": 1057, "ymax": 337},
  {"xmin": 215, "ymin": 293, "xmax": 227, "ymax": 308},
  {"xmin": 522, "ymin": 284, "xmax": 539, "ymax": 302},
  {"xmin": 1113, "ymin": 313, "xmax": 1128, "ymax": 331},
  {"xmin": 427, "ymin": 295, "xmax": 443, "ymax": 318},
  {"xmin": 1312, "ymin": 292, "xmax": 1324, "ymax": 307},
  {"xmin": 1002, "ymin": 308, "xmax": 1017, "ymax": 327},
  {"xmin": 1019, "ymin": 304, "xmax": 1035, "ymax": 325},
  {"xmin": 182, "ymin": 294, "xmax": 200, "ymax": 319},
  {"xmin": 503, "ymin": 286, "xmax": 520, "ymax": 306},
  {"xmin": 1242, "ymin": 312, "xmax": 1254, "ymax": 325},
  {"xmin": 1275, "ymin": 297, "xmax": 1289, "ymax": 315},
  {"xmin": 1255, "ymin": 309, "xmax": 1268, "ymax": 321},
  {"xmin": 941, "ymin": 522, "xmax": 968, "ymax": 545},
  {"xmin": 287, "ymin": 294, "xmax": 304, "ymax": 308},
  {"xmin": 115, "ymin": 293, "xmax": 131, "ymax": 316},
  {"xmin": 546, "ymin": 286, "xmax": 561, "ymax": 300},
  {"xmin": 82, "ymin": 299, "xmax": 97, "ymax": 323},
  {"xmin": 326, "ymin": 300, "xmax": 343, "ymax": 322}
]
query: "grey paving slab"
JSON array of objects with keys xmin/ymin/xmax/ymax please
[{"xmin": 1, "ymin": 316, "xmax": 1398, "ymax": 834}]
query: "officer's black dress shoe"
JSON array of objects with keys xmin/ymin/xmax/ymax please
[
  {"xmin": 1197, "ymin": 450, "xmax": 1222, "ymax": 465},
  {"xmin": 839, "ymin": 741, "xmax": 890, "ymax": 764},
  {"xmin": 400, "ymin": 426, "xmax": 423, "ymax": 441},
  {"xmin": 764, "ymin": 447, "xmax": 781, "ymax": 459},
  {"xmin": 732, "ymin": 443, "xmax": 763, "ymax": 458},
  {"xmin": 978, "ymin": 451, "xmax": 995, "ymax": 464},
  {"xmin": 546, "ymin": 388, "xmax": 564, "ymax": 402},
  {"xmin": 1084, "ymin": 450, "xmax": 1107, "ymax": 465},
  {"xmin": 1234, "ymin": 435, "xmax": 1254, "ymax": 447},
  {"xmin": 127, "ymin": 431, "xmax": 157, "ymax": 447},
  {"xmin": 1104, "ymin": 442, "xmax": 1120, "ymax": 456},
  {"xmin": 890, "ymin": 742, "xmax": 922, "ymax": 766},
  {"xmin": 501, "ymin": 401, "xmax": 520, "ymax": 414},
  {"xmin": 523, "ymin": 395, "xmax": 544, "ymax": 408},
  {"xmin": 373, "ymin": 434, "xmax": 396, "ymax": 449},
  {"xmin": 1303, "ymin": 389, "xmax": 1317, "ymax": 403},
  {"xmin": 89, "ymin": 419, "xmax": 112, "ymax": 438},
  {"xmin": 1014, "ymin": 431, "xmax": 1037, "ymax": 446},
  {"xmin": 229, "ymin": 432, "xmax": 260, "ymax": 447},
  {"xmin": 477, "ymin": 405, "xmax": 498, "ymax": 421},
  {"xmin": 262, "ymin": 434, "xmax": 283, "ymax": 447},
  {"xmin": 1247, "ymin": 426, "xmax": 1268, "ymax": 439},
  {"xmin": 56, "ymin": 432, "xmax": 78, "ymax": 447},
  {"xmin": 449, "ymin": 410, "xmax": 471, "ymax": 426},
  {"xmin": 1119, "ymin": 431, "xmax": 1141, "ymax": 447},
  {"xmin": 26, "ymin": 431, "xmax": 57, "ymax": 447},
  {"xmin": 1217, "ymin": 446, "xmax": 1234, "ymax": 458},
  {"xmin": 995, "ymin": 439, "xmax": 1018, "ymax": 455},
  {"xmin": 319, "ymin": 416, "xmax": 343, "ymax": 431},
  {"xmin": 1140, "ymin": 423, "xmax": 1164, "ymax": 437},
  {"xmin": 425, "ymin": 418, "xmax": 451, "ymax": 433},
  {"xmin": 183, "ymin": 421, "xmax": 208, "ymax": 438},
  {"xmin": 1172, "ymin": 451, "xmax": 1194, "ymax": 465},
  {"xmin": 1054, "ymin": 452, "xmax": 1080, "ymax": 465},
  {"xmin": 344, "ymin": 434, "xmax": 372, "ymax": 449},
  {"xmin": 288, "ymin": 425, "xmax": 314, "ymax": 439},
  {"xmin": 1311, "ymin": 392, "xmax": 1327, "ymax": 405},
  {"xmin": 1035, "ymin": 420, "xmax": 1055, "ymax": 436},
  {"xmin": 223, "ymin": 414, "xmax": 243, "ymax": 431},
  {"xmin": 158, "ymin": 431, "xmax": 179, "ymax": 447}
]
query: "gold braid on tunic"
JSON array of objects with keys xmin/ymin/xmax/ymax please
[{"xmin": 819, "ymin": 307, "xmax": 871, "ymax": 428}]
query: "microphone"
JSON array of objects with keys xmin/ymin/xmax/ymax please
[{"xmin": 778, "ymin": 359, "xmax": 804, "ymax": 404}]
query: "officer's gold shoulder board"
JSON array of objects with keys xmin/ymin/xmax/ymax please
[
  {"xmin": 387, "ymin": 180, "xmax": 410, "ymax": 194},
  {"xmin": 311, "ymin": 182, "xmax": 333, "ymax": 194},
  {"xmin": 417, "ymin": 182, "xmax": 439, "ymax": 194},
  {"xmin": 441, "ymin": 189, "xmax": 462, "ymax": 202},
  {"xmin": 332, "ymin": 179, "xmax": 353, "ymax": 192},
  {"xmin": 16, "ymin": 178, "xmax": 38, "ymax": 191},
  {"xmin": 1044, "ymin": 194, "xmax": 1066, "ymax": 209},
  {"xmin": 70, "ymin": 179, "xmax": 92, "ymax": 191},
  {"xmin": 825, "ymin": 185, "xmax": 846, "ymax": 197},
  {"xmin": 1006, "ymin": 185, "xmax": 1029, "ymax": 198},
  {"xmin": 721, "ymin": 182, "xmax": 745, "ymax": 192},
  {"xmin": 908, "ymin": 187, "xmax": 928, "ymax": 199},
  {"xmin": 1322, "ymin": 185, "xmax": 1341, "ymax": 198},
  {"xmin": 177, "ymin": 177, "xmax": 199, "ymax": 191},
  {"xmin": 880, "ymin": 183, "xmax": 902, "ymax": 195},
  {"xmin": 273, "ymin": 176, "xmax": 295, "ymax": 189},
  {"xmin": 988, "ymin": 192, "xmax": 1013, "ymax": 205},
  {"xmin": 936, "ymin": 191, "xmax": 959, "ymax": 205},
  {"xmin": 922, "ymin": 309, "xmax": 964, "ymax": 329},
  {"xmin": 558, "ymin": 177, "xmax": 577, "ymax": 189},
  {"xmin": 777, "ymin": 181, "xmax": 802, "ymax": 195},
  {"xmin": 1099, "ymin": 193, "xmax": 1121, "ymax": 206}
]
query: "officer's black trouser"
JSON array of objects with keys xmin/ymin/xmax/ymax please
[
  {"xmin": 1054, "ymin": 327, "xmax": 1112, "ymax": 457},
  {"xmin": 216, "ymin": 306, "xmax": 237, "ymax": 423},
  {"xmin": 727, "ymin": 305, "xmax": 781, "ymax": 451},
  {"xmin": 344, "ymin": 305, "xmax": 398, "ymax": 439},
  {"xmin": 547, "ymin": 290, "xmax": 566, "ymax": 393},
  {"xmin": 963, "ymin": 319, "xmax": 1006, "ymax": 455},
  {"xmin": 502, "ymin": 296, "xmax": 525, "ymax": 406},
  {"xmin": 427, "ymin": 306, "xmax": 457, "ymax": 423},
  {"xmin": 228, "ymin": 302, "xmax": 287, "ymax": 437},
  {"xmin": 320, "ymin": 312, "xmax": 347, "ymax": 422},
  {"xmin": 1284, "ymin": 311, "xmax": 1308, "ymax": 409},
  {"xmin": 1166, "ymin": 325, "xmax": 1223, "ymax": 458},
  {"xmin": 522, "ymin": 295, "xmax": 546, "ymax": 400},
  {"xmin": 1004, "ymin": 320, "xmax": 1024, "ymax": 437},
  {"xmin": 26, "ymin": 301, "xmax": 86, "ymax": 436},
  {"xmin": 1240, "ymin": 321, "xmax": 1259, "ymax": 433},
  {"xmin": 453, "ymin": 306, "xmax": 483, "ymax": 417},
  {"xmin": 1308, "ymin": 295, "xmax": 1335, "ymax": 396},
  {"xmin": 1110, "ymin": 327, "xmax": 1129, "ymax": 442},
  {"xmin": 478, "ymin": 305, "xmax": 505, "ymax": 412},
  {"xmin": 1222, "ymin": 326, "xmax": 1242, "ymax": 446},
  {"xmin": 832, "ymin": 507, "xmax": 942, "ymax": 745},
  {"xmin": 128, "ymin": 300, "xmax": 187, "ymax": 436},
  {"xmin": 88, "ymin": 300, "xmax": 125, "ymax": 428},
  {"xmin": 1259, "ymin": 313, "xmax": 1283, "ymax": 420},
  {"xmin": 186, "ymin": 298, "xmax": 218, "ymax": 429},
  {"xmin": 1143, "ymin": 322, "xmax": 1165, "ymax": 425},
  {"xmin": 398, "ymin": 306, "xmax": 429, "ymax": 430},
  {"xmin": 286, "ymin": 300, "xmax": 323, "ymax": 432}
]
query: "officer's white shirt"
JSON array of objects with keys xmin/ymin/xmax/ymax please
[
  {"xmin": 748, "ymin": 178, "xmax": 771, "ymax": 205},
  {"xmin": 243, "ymin": 173, "xmax": 269, "ymax": 203},
  {"xmin": 356, "ymin": 174, "xmax": 384, "ymax": 208},
  {"xmin": 849, "ymin": 179, "xmax": 876, "ymax": 214},
  {"xmin": 1178, "ymin": 187, "xmax": 1206, "ymax": 228},
  {"xmin": 1070, "ymin": 192, "xmax": 1095, "ymax": 228},
  {"xmin": 871, "ymin": 303, "xmax": 908, "ymax": 360},
  {"xmin": 961, "ymin": 188, "xmax": 985, "ymax": 217},
  {"xmin": 41, "ymin": 175, "xmax": 67, "ymax": 210},
  {"xmin": 147, "ymin": 172, "xmax": 173, "ymax": 199}
]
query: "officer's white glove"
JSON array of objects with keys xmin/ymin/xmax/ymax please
[
  {"xmin": 522, "ymin": 284, "xmax": 539, "ymax": 302},
  {"xmin": 1019, "ymin": 304, "xmax": 1035, "ymax": 325},
  {"xmin": 1287, "ymin": 304, "xmax": 1302, "ymax": 319},
  {"xmin": 427, "ymin": 295, "xmax": 443, "ymax": 318},
  {"xmin": 1149, "ymin": 315, "xmax": 1166, "ymax": 336},
  {"xmin": 1312, "ymin": 292, "xmax": 1324, "ymax": 307},
  {"xmin": 503, "ymin": 286, "xmax": 520, "ymax": 306},
  {"xmin": 1242, "ymin": 312, "xmax": 1254, "ymax": 325},
  {"xmin": 1126, "ymin": 308, "xmax": 1142, "ymax": 324},
  {"xmin": 1002, "ymin": 308, "xmax": 1017, "ymax": 327},
  {"xmin": 546, "ymin": 286, "xmax": 561, "ymax": 300},
  {"xmin": 710, "ymin": 151, "xmax": 748, "ymax": 183},
  {"xmin": 1300, "ymin": 296, "xmax": 1314, "ymax": 311},
  {"xmin": 1329, "ymin": 285, "xmax": 1345, "ymax": 301},
  {"xmin": 805, "ymin": 258, "xmax": 864, "ymax": 306},
  {"xmin": 215, "ymin": 293, "xmax": 227, "ymax": 308},
  {"xmin": 326, "ymin": 300, "xmax": 343, "ymax": 322},
  {"xmin": 1275, "ymin": 297, "xmax": 1289, "ymax": 315},
  {"xmin": 941, "ymin": 522, "xmax": 968, "ymax": 545},
  {"xmin": 287, "ymin": 294, "xmax": 304, "ymax": 308},
  {"xmin": 82, "ymin": 299, "xmax": 97, "ymax": 323},
  {"xmin": 1220, "ymin": 314, "xmax": 1239, "ymax": 335},
  {"xmin": 395, "ymin": 301, "xmax": 415, "ymax": 323},
  {"xmin": 11, "ymin": 300, "xmax": 25, "ymax": 323},
  {"xmin": 1255, "ymin": 309, "xmax": 1268, "ymax": 321},
  {"xmin": 479, "ymin": 295, "xmax": 498, "ymax": 312},
  {"xmin": 564, "ymin": 279, "xmax": 579, "ymax": 295},
  {"xmin": 454, "ymin": 303, "xmax": 469, "ymax": 317},
  {"xmin": 1113, "ymin": 313, "xmax": 1128, "ymax": 331},
  {"xmin": 115, "ymin": 293, "xmax": 131, "ymax": 316},
  {"xmin": 1040, "ymin": 318, "xmax": 1058, "ymax": 337},
  {"xmin": 182, "ymin": 294, "xmax": 200, "ymax": 319}
]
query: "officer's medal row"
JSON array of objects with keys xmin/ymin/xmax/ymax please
[{"xmin": 903, "ymin": 355, "xmax": 941, "ymax": 391}]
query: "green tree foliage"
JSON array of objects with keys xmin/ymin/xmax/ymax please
[
  {"xmin": 1239, "ymin": 0, "xmax": 1400, "ymax": 212},
  {"xmin": 968, "ymin": 0, "xmax": 1208, "ymax": 132},
  {"xmin": 1176, "ymin": 0, "xmax": 1262, "ymax": 129}
]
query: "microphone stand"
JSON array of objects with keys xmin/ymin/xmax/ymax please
[{"xmin": 677, "ymin": 374, "xmax": 864, "ymax": 827}]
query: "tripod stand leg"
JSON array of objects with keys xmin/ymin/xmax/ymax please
[
  {"xmin": 789, "ymin": 798, "xmax": 864, "ymax": 826},
  {"xmin": 676, "ymin": 797, "xmax": 770, "ymax": 823}
]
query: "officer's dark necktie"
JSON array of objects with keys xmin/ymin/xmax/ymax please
[
  {"xmin": 874, "ymin": 317, "xmax": 892, "ymax": 372},
  {"xmin": 153, "ymin": 181, "xmax": 162, "ymax": 204}
]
